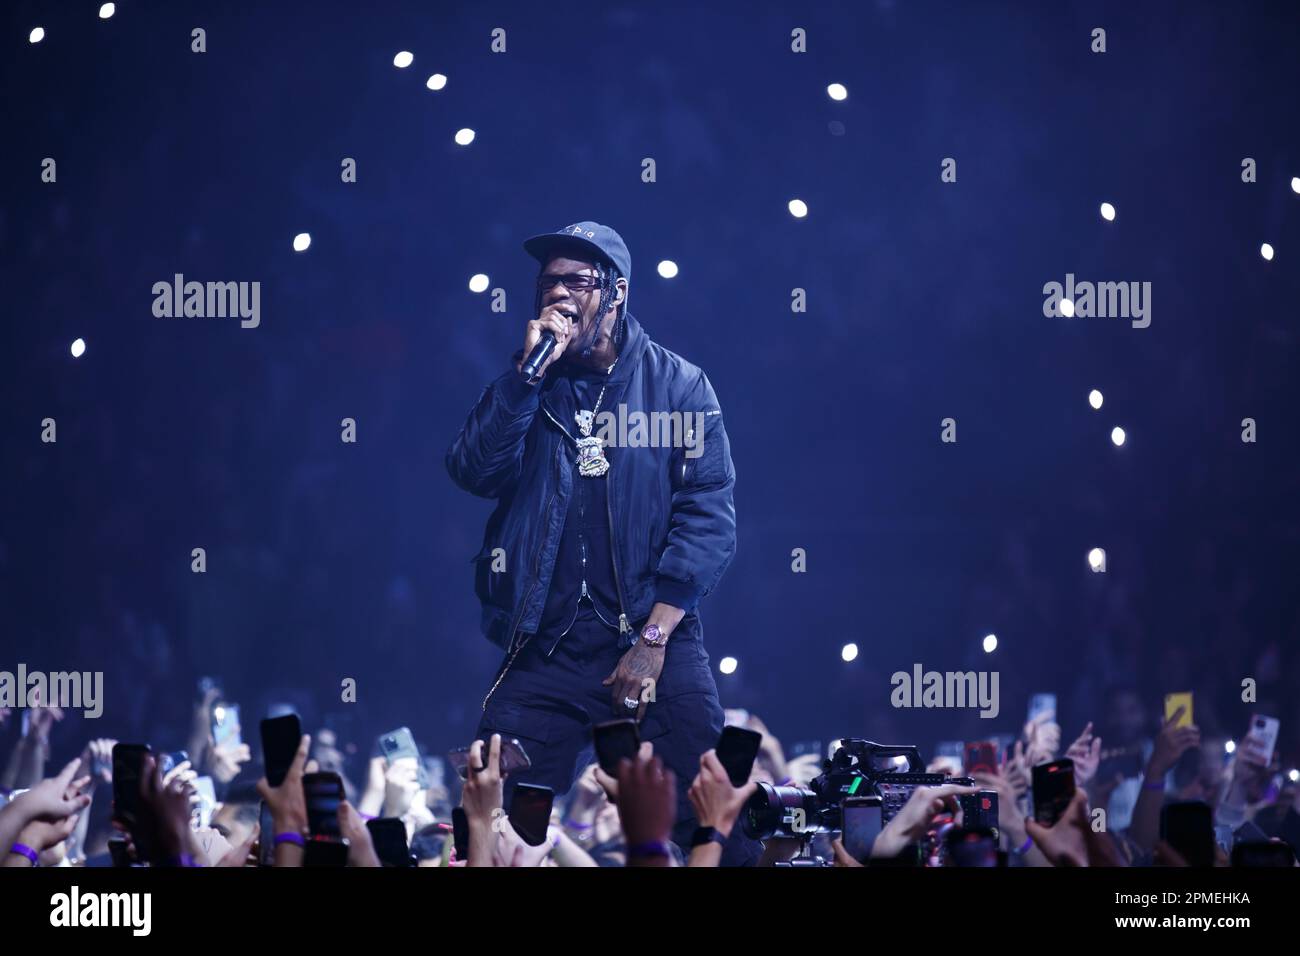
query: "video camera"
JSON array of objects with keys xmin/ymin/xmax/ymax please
[{"xmin": 742, "ymin": 738, "xmax": 978, "ymax": 840}]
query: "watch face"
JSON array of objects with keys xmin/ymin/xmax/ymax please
[{"xmin": 642, "ymin": 625, "xmax": 662, "ymax": 644}]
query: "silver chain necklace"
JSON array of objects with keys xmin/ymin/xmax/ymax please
[{"xmin": 574, "ymin": 360, "xmax": 616, "ymax": 478}]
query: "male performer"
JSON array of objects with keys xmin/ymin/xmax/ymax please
[{"xmin": 447, "ymin": 221, "xmax": 753, "ymax": 863}]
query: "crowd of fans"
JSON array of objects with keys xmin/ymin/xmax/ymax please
[{"xmin": 2, "ymin": 680, "xmax": 1297, "ymax": 868}]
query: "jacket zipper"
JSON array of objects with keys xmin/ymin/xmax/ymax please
[
  {"xmin": 606, "ymin": 450, "xmax": 632, "ymax": 641},
  {"xmin": 482, "ymin": 404, "xmax": 570, "ymax": 711}
]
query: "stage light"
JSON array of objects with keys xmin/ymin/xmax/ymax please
[
  {"xmin": 1289, "ymin": 769, "xmax": 1299, "ymax": 783},
  {"xmin": 657, "ymin": 260, "xmax": 679, "ymax": 279},
  {"xmin": 29, "ymin": 27, "xmax": 45, "ymax": 43},
  {"xmin": 393, "ymin": 51, "xmax": 413, "ymax": 68},
  {"xmin": 788, "ymin": 199, "xmax": 808, "ymax": 218},
  {"xmin": 293, "ymin": 233, "xmax": 311, "ymax": 252},
  {"xmin": 454, "ymin": 128, "xmax": 475, "ymax": 146},
  {"xmin": 1100, "ymin": 202, "xmax": 1116, "ymax": 221},
  {"xmin": 1225, "ymin": 740, "xmax": 1236, "ymax": 754},
  {"xmin": 99, "ymin": 3, "xmax": 115, "ymax": 19},
  {"xmin": 1060, "ymin": 298, "xmax": 1075, "ymax": 317},
  {"xmin": 1292, "ymin": 177, "xmax": 1300, "ymax": 194},
  {"xmin": 841, "ymin": 643, "xmax": 858, "ymax": 662},
  {"xmin": 426, "ymin": 73, "xmax": 447, "ymax": 91},
  {"xmin": 1111, "ymin": 426, "xmax": 1126, "ymax": 446},
  {"xmin": 1260, "ymin": 243, "xmax": 1274, "ymax": 261},
  {"xmin": 719, "ymin": 656, "xmax": 738, "ymax": 675},
  {"xmin": 827, "ymin": 83, "xmax": 848, "ymax": 101},
  {"xmin": 1089, "ymin": 389, "xmax": 1103, "ymax": 409},
  {"xmin": 982, "ymin": 633, "xmax": 997, "ymax": 653},
  {"xmin": 70, "ymin": 338, "xmax": 86, "ymax": 358},
  {"xmin": 468, "ymin": 273, "xmax": 489, "ymax": 293},
  {"xmin": 1088, "ymin": 547, "xmax": 1106, "ymax": 571}
]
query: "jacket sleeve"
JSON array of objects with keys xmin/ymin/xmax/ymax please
[
  {"xmin": 653, "ymin": 370, "xmax": 737, "ymax": 612},
  {"xmin": 446, "ymin": 363, "xmax": 541, "ymax": 499}
]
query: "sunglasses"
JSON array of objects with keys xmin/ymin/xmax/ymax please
[{"xmin": 536, "ymin": 273, "xmax": 602, "ymax": 292}]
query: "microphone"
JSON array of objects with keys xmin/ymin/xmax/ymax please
[{"xmin": 519, "ymin": 330, "xmax": 557, "ymax": 382}]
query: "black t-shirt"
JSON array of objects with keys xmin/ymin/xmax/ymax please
[{"xmin": 538, "ymin": 363, "xmax": 622, "ymax": 638}]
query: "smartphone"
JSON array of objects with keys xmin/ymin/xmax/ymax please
[
  {"xmin": 960, "ymin": 789, "xmax": 1000, "ymax": 833},
  {"xmin": 367, "ymin": 817, "xmax": 414, "ymax": 867},
  {"xmin": 261, "ymin": 713, "xmax": 302, "ymax": 787},
  {"xmin": 1161, "ymin": 801, "xmax": 1215, "ymax": 867},
  {"xmin": 945, "ymin": 826, "xmax": 999, "ymax": 867},
  {"xmin": 380, "ymin": 726, "xmax": 430, "ymax": 789},
  {"xmin": 258, "ymin": 801, "xmax": 275, "ymax": 866},
  {"xmin": 1031, "ymin": 758, "xmax": 1076, "ymax": 826},
  {"xmin": 302, "ymin": 772, "xmax": 345, "ymax": 839},
  {"xmin": 964, "ymin": 741, "xmax": 1000, "ymax": 776},
  {"xmin": 1164, "ymin": 692, "xmax": 1193, "ymax": 729},
  {"xmin": 448, "ymin": 737, "xmax": 532, "ymax": 780},
  {"xmin": 1238, "ymin": 715, "xmax": 1280, "ymax": 768},
  {"xmin": 1027, "ymin": 693, "xmax": 1057, "ymax": 725},
  {"xmin": 211, "ymin": 701, "xmax": 241, "ymax": 748},
  {"xmin": 107, "ymin": 836, "xmax": 132, "ymax": 868},
  {"xmin": 509, "ymin": 783, "xmax": 555, "ymax": 847},
  {"xmin": 593, "ymin": 719, "xmax": 641, "ymax": 776},
  {"xmin": 193, "ymin": 776, "xmax": 216, "ymax": 829},
  {"xmin": 111, "ymin": 743, "xmax": 151, "ymax": 829},
  {"xmin": 716, "ymin": 725, "xmax": 763, "ymax": 787},
  {"xmin": 159, "ymin": 750, "xmax": 189, "ymax": 776},
  {"xmin": 1231, "ymin": 840, "xmax": 1296, "ymax": 867},
  {"xmin": 451, "ymin": 806, "xmax": 470, "ymax": 862},
  {"xmin": 841, "ymin": 796, "xmax": 883, "ymax": 863}
]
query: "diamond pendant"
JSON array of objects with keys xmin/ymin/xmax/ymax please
[{"xmin": 576, "ymin": 435, "xmax": 609, "ymax": 477}]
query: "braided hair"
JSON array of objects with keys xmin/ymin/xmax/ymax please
[{"xmin": 533, "ymin": 256, "xmax": 627, "ymax": 359}]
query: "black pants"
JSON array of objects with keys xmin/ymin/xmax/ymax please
[{"xmin": 476, "ymin": 606, "xmax": 761, "ymax": 866}]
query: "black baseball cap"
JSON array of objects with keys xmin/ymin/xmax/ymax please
[{"xmin": 524, "ymin": 221, "xmax": 631, "ymax": 283}]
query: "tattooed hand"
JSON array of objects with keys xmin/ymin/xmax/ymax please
[{"xmin": 602, "ymin": 642, "xmax": 665, "ymax": 720}]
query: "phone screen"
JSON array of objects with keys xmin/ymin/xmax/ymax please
[
  {"xmin": 260, "ymin": 714, "xmax": 302, "ymax": 788},
  {"xmin": 1164, "ymin": 692, "xmax": 1193, "ymax": 728},
  {"xmin": 366, "ymin": 817, "xmax": 413, "ymax": 867},
  {"xmin": 509, "ymin": 783, "xmax": 555, "ymax": 847},
  {"xmin": 842, "ymin": 797, "xmax": 883, "ymax": 862},
  {"xmin": 1031, "ymin": 758, "xmax": 1076, "ymax": 825},
  {"xmin": 302, "ymin": 772, "xmax": 344, "ymax": 839},
  {"xmin": 593, "ymin": 719, "xmax": 640, "ymax": 776},
  {"xmin": 111, "ymin": 743, "xmax": 151, "ymax": 829},
  {"xmin": 212, "ymin": 702, "xmax": 241, "ymax": 748},
  {"xmin": 452, "ymin": 807, "xmax": 469, "ymax": 862},
  {"xmin": 716, "ymin": 726, "xmax": 763, "ymax": 786},
  {"xmin": 1161, "ymin": 801, "xmax": 1214, "ymax": 867},
  {"xmin": 964, "ymin": 741, "xmax": 999, "ymax": 776}
]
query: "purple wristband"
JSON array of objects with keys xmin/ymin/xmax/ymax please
[
  {"xmin": 171, "ymin": 853, "xmax": 200, "ymax": 867},
  {"xmin": 1143, "ymin": 778, "xmax": 1166, "ymax": 792},
  {"xmin": 627, "ymin": 840, "xmax": 671, "ymax": 859},
  {"xmin": 1011, "ymin": 835, "xmax": 1033, "ymax": 856},
  {"xmin": 274, "ymin": 831, "xmax": 305, "ymax": 847},
  {"xmin": 10, "ymin": 842, "xmax": 39, "ymax": 865}
]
